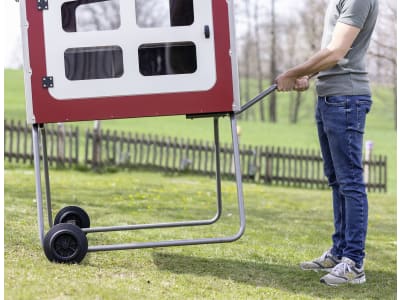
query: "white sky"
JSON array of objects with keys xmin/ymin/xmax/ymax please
[
  {"xmin": 4, "ymin": 0, "xmax": 21, "ymax": 68},
  {"xmin": 3, "ymin": 0, "xmax": 300, "ymax": 68}
]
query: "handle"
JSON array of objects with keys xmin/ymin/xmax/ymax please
[
  {"xmin": 204, "ymin": 25, "xmax": 210, "ymax": 39},
  {"xmin": 236, "ymin": 84, "xmax": 277, "ymax": 115}
]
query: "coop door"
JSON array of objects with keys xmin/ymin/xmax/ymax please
[{"xmin": 42, "ymin": 0, "xmax": 216, "ymax": 100}]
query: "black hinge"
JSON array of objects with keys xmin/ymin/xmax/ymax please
[
  {"xmin": 42, "ymin": 76, "xmax": 54, "ymax": 88},
  {"xmin": 37, "ymin": 0, "xmax": 49, "ymax": 11}
]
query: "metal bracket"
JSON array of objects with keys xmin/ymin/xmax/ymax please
[
  {"xmin": 186, "ymin": 112, "xmax": 228, "ymax": 120},
  {"xmin": 37, "ymin": 0, "xmax": 49, "ymax": 11},
  {"xmin": 42, "ymin": 76, "xmax": 54, "ymax": 88}
]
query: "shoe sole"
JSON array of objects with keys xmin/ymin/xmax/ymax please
[{"xmin": 320, "ymin": 275, "xmax": 366, "ymax": 286}]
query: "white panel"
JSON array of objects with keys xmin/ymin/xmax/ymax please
[
  {"xmin": 42, "ymin": 0, "xmax": 216, "ymax": 100},
  {"xmin": 19, "ymin": 0, "xmax": 35, "ymax": 123},
  {"xmin": 227, "ymin": 0, "xmax": 241, "ymax": 111}
]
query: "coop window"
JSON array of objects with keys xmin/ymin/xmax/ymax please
[
  {"xmin": 135, "ymin": 0, "xmax": 194, "ymax": 28},
  {"xmin": 138, "ymin": 42, "xmax": 197, "ymax": 76},
  {"xmin": 64, "ymin": 46, "xmax": 124, "ymax": 80},
  {"xmin": 62, "ymin": 0, "xmax": 121, "ymax": 32}
]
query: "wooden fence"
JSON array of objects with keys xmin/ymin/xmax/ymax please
[
  {"xmin": 84, "ymin": 129, "xmax": 387, "ymax": 193},
  {"xmin": 3, "ymin": 120, "xmax": 387, "ymax": 192},
  {"xmin": 4, "ymin": 120, "xmax": 79, "ymax": 167}
]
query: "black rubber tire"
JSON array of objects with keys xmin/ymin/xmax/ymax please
[
  {"xmin": 43, "ymin": 223, "xmax": 88, "ymax": 264},
  {"xmin": 54, "ymin": 206, "xmax": 90, "ymax": 229}
]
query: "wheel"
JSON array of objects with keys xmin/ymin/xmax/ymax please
[
  {"xmin": 54, "ymin": 206, "xmax": 90, "ymax": 229},
  {"xmin": 43, "ymin": 223, "xmax": 88, "ymax": 263}
]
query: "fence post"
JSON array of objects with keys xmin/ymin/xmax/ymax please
[
  {"xmin": 364, "ymin": 140, "xmax": 373, "ymax": 185},
  {"xmin": 56, "ymin": 123, "xmax": 66, "ymax": 167},
  {"xmin": 9, "ymin": 120, "xmax": 14, "ymax": 163},
  {"xmin": 92, "ymin": 120, "xmax": 102, "ymax": 169}
]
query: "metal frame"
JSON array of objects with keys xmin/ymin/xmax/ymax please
[{"xmin": 32, "ymin": 113, "xmax": 246, "ymax": 252}]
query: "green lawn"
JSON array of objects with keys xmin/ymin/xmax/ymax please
[
  {"xmin": 4, "ymin": 167, "xmax": 396, "ymax": 299},
  {"xmin": 3, "ymin": 69, "xmax": 397, "ymax": 298}
]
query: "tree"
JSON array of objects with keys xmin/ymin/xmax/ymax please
[
  {"xmin": 285, "ymin": 19, "xmax": 304, "ymax": 124},
  {"xmin": 242, "ymin": 0, "xmax": 253, "ymax": 121},
  {"xmin": 286, "ymin": 0, "xmax": 328, "ymax": 123},
  {"xmin": 269, "ymin": 0, "xmax": 277, "ymax": 123},
  {"xmin": 368, "ymin": 0, "xmax": 397, "ymax": 129},
  {"xmin": 253, "ymin": 1, "xmax": 266, "ymax": 122}
]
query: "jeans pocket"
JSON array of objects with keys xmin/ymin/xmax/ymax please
[
  {"xmin": 324, "ymin": 96, "xmax": 347, "ymax": 106},
  {"xmin": 346, "ymin": 99, "xmax": 371, "ymax": 133},
  {"xmin": 356, "ymin": 101, "xmax": 372, "ymax": 132}
]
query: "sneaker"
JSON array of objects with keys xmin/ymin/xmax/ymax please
[
  {"xmin": 320, "ymin": 257, "xmax": 366, "ymax": 286},
  {"xmin": 300, "ymin": 249, "xmax": 340, "ymax": 272}
]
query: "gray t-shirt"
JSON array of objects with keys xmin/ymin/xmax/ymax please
[{"xmin": 316, "ymin": 0, "xmax": 379, "ymax": 96}]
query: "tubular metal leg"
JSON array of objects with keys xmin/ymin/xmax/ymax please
[
  {"xmin": 84, "ymin": 117, "xmax": 224, "ymax": 234},
  {"xmin": 229, "ymin": 113, "xmax": 246, "ymax": 234},
  {"xmin": 32, "ymin": 124, "xmax": 45, "ymax": 245},
  {"xmin": 40, "ymin": 125, "xmax": 53, "ymax": 227},
  {"xmin": 87, "ymin": 114, "xmax": 246, "ymax": 252},
  {"xmin": 213, "ymin": 117, "xmax": 223, "ymax": 219}
]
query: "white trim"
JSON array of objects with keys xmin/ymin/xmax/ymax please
[
  {"xmin": 19, "ymin": 0, "xmax": 35, "ymax": 124},
  {"xmin": 227, "ymin": 0, "xmax": 241, "ymax": 112}
]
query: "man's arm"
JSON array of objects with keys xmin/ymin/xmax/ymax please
[{"xmin": 275, "ymin": 22, "xmax": 361, "ymax": 92}]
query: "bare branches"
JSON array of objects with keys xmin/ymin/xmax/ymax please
[
  {"xmin": 236, "ymin": 0, "xmax": 396, "ymax": 123},
  {"xmin": 368, "ymin": 51, "xmax": 397, "ymax": 65}
]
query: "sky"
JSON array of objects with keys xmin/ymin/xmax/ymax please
[
  {"xmin": 4, "ymin": 0, "xmax": 22, "ymax": 68},
  {"xmin": 3, "ymin": 0, "xmax": 299, "ymax": 68}
]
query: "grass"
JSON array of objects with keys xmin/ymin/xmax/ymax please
[
  {"xmin": 4, "ymin": 167, "xmax": 396, "ymax": 299},
  {"xmin": 3, "ymin": 68, "xmax": 397, "ymax": 298}
]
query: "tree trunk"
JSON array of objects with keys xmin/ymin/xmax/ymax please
[
  {"xmin": 243, "ymin": 0, "xmax": 252, "ymax": 121},
  {"xmin": 290, "ymin": 92, "xmax": 302, "ymax": 124},
  {"xmin": 269, "ymin": 0, "xmax": 277, "ymax": 123},
  {"xmin": 254, "ymin": 2, "xmax": 265, "ymax": 122}
]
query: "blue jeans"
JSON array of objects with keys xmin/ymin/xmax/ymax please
[{"xmin": 315, "ymin": 95, "xmax": 372, "ymax": 267}]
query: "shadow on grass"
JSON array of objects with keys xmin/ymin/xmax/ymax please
[{"xmin": 152, "ymin": 252, "xmax": 396, "ymax": 299}]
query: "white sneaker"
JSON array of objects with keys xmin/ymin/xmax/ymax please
[
  {"xmin": 300, "ymin": 249, "xmax": 341, "ymax": 272},
  {"xmin": 320, "ymin": 257, "xmax": 366, "ymax": 286}
]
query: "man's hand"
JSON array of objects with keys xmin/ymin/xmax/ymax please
[
  {"xmin": 294, "ymin": 76, "xmax": 309, "ymax": 92},
  {"xmin": 275, "ymin": 74, "xmax": 309, "ymax": 92},
  {"xmin": 275, "ymin": 72, "xmax": 297, "ymax": 92}
]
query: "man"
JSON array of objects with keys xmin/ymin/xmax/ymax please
[{"xmin": 275, "ymin": 0, "xmax": 379, "ymax": 286}]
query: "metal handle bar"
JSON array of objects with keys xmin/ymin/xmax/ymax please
[
  {"xmin": 236, "ymin": 72, "xmax": 318, "ymax": 115},
  {"xmin": 236, "ymin": 84, "xmax": 277, "ymax": 115}
]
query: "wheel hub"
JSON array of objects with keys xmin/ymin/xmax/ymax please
[{"xmin": 53, "ymin": 234, "xmax": 78, "ymax": 258}]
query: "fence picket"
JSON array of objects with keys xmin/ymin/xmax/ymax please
[
  {"xmin": 23, "ymin": 122, "xmax": 29, "ymax": 163},
  {"xmin": 9, "ymin": 120, "xmax": 14, "ymax": 162},
  {"xmin": 5, "ymin": 121, "xmax": 79, "ymax": 166}
]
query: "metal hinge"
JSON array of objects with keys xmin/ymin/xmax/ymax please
[
  {"xmin": 37, "ymin": 0, "xmax": 49, "ymax": 11},
  {"xmin": 42, "ymin": 76, "xmax": 54, "ymax": 88}
]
